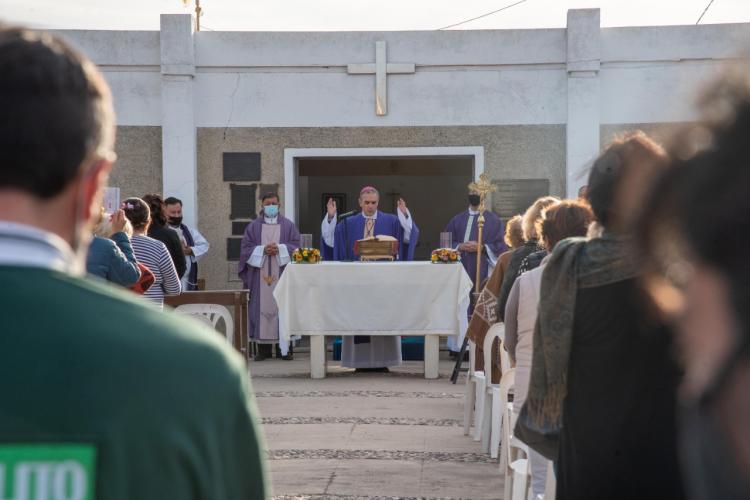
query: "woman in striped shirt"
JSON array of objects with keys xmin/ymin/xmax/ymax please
[{"xmin": 122, "ymin": 197, "xmax": 181, "ymax": 308}]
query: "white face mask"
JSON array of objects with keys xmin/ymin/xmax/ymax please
[{"xmin": 264, "ymin": 204, "xmax": 279, "ymax": 218}]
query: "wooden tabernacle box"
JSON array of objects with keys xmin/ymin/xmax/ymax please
[{"xmin": 354, "ymin": 236, "xmax": 399, "ymax": 261}]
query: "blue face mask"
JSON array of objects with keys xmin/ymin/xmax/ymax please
[{"xmin": 264, "ymin": 204, "xmax": 279, "ymax": 217}]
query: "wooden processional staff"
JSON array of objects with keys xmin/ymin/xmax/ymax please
[
  {"xmin": 451, "ymin": 173, "xmax": 498, "ymax": 383},
  {"xmin": 468, "ymin": 173, "xmax": 498, "ymax": 296}
]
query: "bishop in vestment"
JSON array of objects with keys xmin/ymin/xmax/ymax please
[
  {"xmin": 239, "ymin": 192, "xmax": 301, "ymax": 360},
  {"xmin": 321, "ymin": 186, "xmax": 420, "ymax": 369}
]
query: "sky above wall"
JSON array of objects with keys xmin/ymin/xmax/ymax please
[{"xmin": 0, "ymin": 0, "xmax": 748, "ymax": 31}]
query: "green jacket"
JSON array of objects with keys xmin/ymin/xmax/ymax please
[{"xmin": 0, "ymin": 266, "xmax": 268, "ymax": 500}]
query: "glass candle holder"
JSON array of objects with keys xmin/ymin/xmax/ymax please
[{"xmin": 439, "ymin": 232, "xmax": 453, "ymax": 249}]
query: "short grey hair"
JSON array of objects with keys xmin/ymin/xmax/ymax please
[{"xmin": 359, "ymin": 186, "xmax": 380, "ymax": 198}]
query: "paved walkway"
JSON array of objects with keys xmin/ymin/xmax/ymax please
[{"xmin": 250, "ymin": 350, "xmax": 504, "ymax": 500}]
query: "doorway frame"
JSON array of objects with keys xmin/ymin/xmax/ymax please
[{"xmin": 283, "ymin": 146, "xmax": 485, "ymax": 223}]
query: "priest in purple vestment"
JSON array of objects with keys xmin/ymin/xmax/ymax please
[
  {"xmin": 320, "ymin": 186, "xmax": 420, "ymax": 371},
  {"xmin": 239, "ymin": 192, "xmax": 300, "ymax": 361},
  {"xmin": 443, "ymin": 189, "xmax": 506, "ymax": 351}
]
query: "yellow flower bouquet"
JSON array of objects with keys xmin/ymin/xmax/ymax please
[
  {"xmin": 292, "ymin": 247, "xmax": 321, "ymax": 264},
  {"xmin": 431, "ymin": 248, "xmax": 460, "ymax": 264}
]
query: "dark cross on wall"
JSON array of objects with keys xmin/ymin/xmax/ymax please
[{"xmin": 385, "ymin": 190, "xmax": 401, "ymax": 213}]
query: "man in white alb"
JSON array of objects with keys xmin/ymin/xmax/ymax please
[{"xmin": 165, "ymin": 196, "xmax": 210, "ymax": 291}]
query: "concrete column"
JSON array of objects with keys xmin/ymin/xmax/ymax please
[
  {"xmin": 566, "ymin": 9, "xmax": 601, "ymax": 198},
  {"xmin": 160, "ymin": 14, "xmax": 198, "ymax": 227}
]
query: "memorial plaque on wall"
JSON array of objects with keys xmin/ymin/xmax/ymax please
[
  {"xmin": 226, "ymin": 237, "xmax": 242, "ymax": 261},
  {"xmin": 230, "ymin": 184, "xmax": 257, "ymax": 219},
  {"xmin": 232, "ymin": 221, "xmax": 251, "ymax": 235},
  {"xmin": 223, "ymin": 153, "xmax": 261, "ymax": 181},
  {"xmin": 493, "ymin": 179, "xmax": 550, "ymax": 218}
]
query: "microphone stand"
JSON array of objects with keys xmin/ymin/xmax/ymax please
[{"xmin": 338, "ymin": 210, "xmax": 359, "ymax": 262}]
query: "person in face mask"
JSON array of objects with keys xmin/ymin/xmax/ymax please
[
  {"xmin": 164, "ymin": 196, "xmax": 210, "ymax": 291},
  {"xmin": 638, "ymin": 73, "xmax": 750, "ymax": 500},
  {"xmin": 442, "ymin": 188, "xmax": 507, "ymax": 354},
  {"xmin": 142, "ymin": 193, "xmax": 186, "ymax": 281},
  {"xmin": 238, "ymin": 192, "xmax": 301, "ymax": 361}
]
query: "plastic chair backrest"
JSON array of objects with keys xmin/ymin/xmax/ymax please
[
  {"xmin": 469, "ymin": 339, "xmax": 476, "ymax": 374},
  {"xmin": 175, "ymin": 304, "xmax": 234, "ymax": 345},
  {"xmin": 189, "ymin": 314, "xmax": 214, "ymax": 328},
  {"xmin": 500, "ymin": 368, "xmax": 515, "ymax": 411},
  {"xmin": 484, "ymin": 323, "xmax": 508, "ymax": 379},
  {"xmin": 499, "ymin": 340, "xmax": 512, "ymax": 376},
  {"xmin": 500, "ymin": 368, "xmax": 517, "ymax": 463}
]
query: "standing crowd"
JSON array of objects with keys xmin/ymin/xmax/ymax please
[{"xmin": 86, "ymin": 192, "xmax": 209, "ymax": 308}]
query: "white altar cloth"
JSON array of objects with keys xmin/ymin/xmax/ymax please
[{"xmin": 273, "ymin": 261, "xmax": 472, "ymax": 377}]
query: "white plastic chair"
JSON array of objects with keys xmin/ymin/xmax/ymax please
[
  {"xmin": 187, "ymin": 314, "xmax": 214, "ymax": 328},
  {"xmin": 486, "ymin": 330, "xmax": 515, "ymax": 457},
  {"xmin": 498, "ymin": 368, "xmax": 531, "ymax": 500},
  {"xmin": 498, "ymin": 367, "xmax": 516, "ymax": 471},
  {"xmin": 175, "ymin": 304, "xmax": 234, "ymax": 345},
  {"xmin": 463, "ymin": 340, "xmax": 477, "ymax": 436},
  {"xmin": 474, "ymin": 323, "xmax": 505, "ymax": 445}
]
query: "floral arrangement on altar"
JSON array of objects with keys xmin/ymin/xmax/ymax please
[
  {"xmin": 292, "ymin": 247, "xmax": 321, "ymax": 264},
  {"xmin": 431, "ymin": 248, "xmax": 460, "ymax": 264}
]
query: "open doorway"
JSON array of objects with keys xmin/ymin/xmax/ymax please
[{"xmin": 296, "ymin": 156, "xmax": 475, "ymax": 260}]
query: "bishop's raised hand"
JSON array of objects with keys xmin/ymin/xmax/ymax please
[
  {"xmin": 326, "ymin": 198, "xmax": 337, "ymax": 220},
  {"xmin": 397, "ymin": 198, "xmax": 409, "ymax": 216}
]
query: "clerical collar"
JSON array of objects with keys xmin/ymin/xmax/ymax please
[
  {"xmin": 362, "ymin": 212, "xmax": 378, "ymax": 220},
  {"xmin": 264, "ymin": 215, "xmax": 279, "ymax": 224},
  {"xmin": 468, "ymin": 208, "xmax": 480, "ymax": 216},
  {"xmin": 0, "ymin": 221, "xmax": 81, "ymax": 275}
]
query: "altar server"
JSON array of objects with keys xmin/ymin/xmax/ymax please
[{"xmin": 443, "ymin": 188, "xmax": 506, "ymax": 352}]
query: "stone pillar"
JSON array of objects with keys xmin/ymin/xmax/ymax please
[
  {"xmin": 566, "ymin": 9, "xmax": 601, "ymax": 198},
  {"xmin": 160, "ymin": 14, "xmax": 198, "ymax": 227}
]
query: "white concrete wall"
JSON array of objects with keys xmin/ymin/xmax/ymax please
[
  {"xmin": 51, "ymin": 12, "xmax": 750, "ymax": 209},
  {"xmin": 54, "ymin": 16, "xmax": 749, "ymax": 130}
]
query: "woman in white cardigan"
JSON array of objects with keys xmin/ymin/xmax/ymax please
[{"xmin": 504, "ymin": 199, "xmax": 594, "ymax": 498}]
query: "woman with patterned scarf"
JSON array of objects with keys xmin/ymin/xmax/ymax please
[
  {"xmin": 465, "ymin": 214, "xmax": 523, "ymax": 382},
  {"xmin": 518, "ymin": 132, "xmax": 685, "ymax": 500}
]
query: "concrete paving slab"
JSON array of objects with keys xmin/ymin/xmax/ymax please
[
  {"xmin": 257, "ymin": 396, "xmax": 464, "ymax": 420},
  {"xmin": 252, "ymin": 375, "xmax": 466, "ymax": 394},
  {"xmin": 265, "ymin": 423, "xmax": 354, "ymax": 450},
  {"xmin": 420, "ymin": 461, "xmax": 504, "ymax": 499},
  {"xmin": 345, "ymin": 425, "xmax": 427, "ymax": 452},
  {"xmin": 256, "ymin": 350, "xmax": 500, "ymax": 499},
  {"xmin": 325, "ymin": 459, "xmax": 424, "ymax": 498},
  {"xmin": 422, "ymin": 426, "xmax": 485, "ymax": 453},
  {"xmin": 268, "ymin": 459, "xmax": 336, "ymax": 496}
]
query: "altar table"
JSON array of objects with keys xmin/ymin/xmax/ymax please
[{"xmin": 273, "ymin": 261, "xmax": 473, "ymax": 379}]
